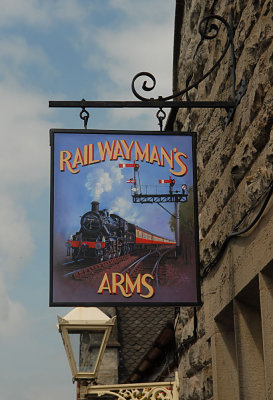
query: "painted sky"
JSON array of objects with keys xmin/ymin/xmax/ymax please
[
  {"xmin": 0, "ymin": 1, "xmax": 176, "ymax": 399},
  {"xmin": 53, "ymin": 131, "xmax": 193, "ymax": 242}
]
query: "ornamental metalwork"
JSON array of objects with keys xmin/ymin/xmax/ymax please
[
  {"xmin": 79, "ymin": 372, "xmax": 179, "ymax": 400},
  {"xmin": 131, "ymin": 15, "xmax": 234, "ymax": 102},
  {"xmin": 49, "ymin": 13, "xmax": 247, "ymax": 129}
]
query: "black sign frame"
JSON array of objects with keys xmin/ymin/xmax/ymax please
[{"xmin": 50, "ymin": 129, "xmax": 200, "ymax": 306}]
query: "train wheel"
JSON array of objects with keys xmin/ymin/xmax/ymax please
[
  {"xmin": 97, "ymin": 252, "xmax": 104, "ymax": 263},
  {"xmin": 72, "ymin": 248, "xmax": 79, "ymax": 260}
]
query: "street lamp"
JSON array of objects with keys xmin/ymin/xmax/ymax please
[
  {"xmin": 57, "ymin": 307, "xmax": 116, "ymax": 382},
  {"xmin": 57, "ymin": 307, "xmax": 179, "ymax": 400}
]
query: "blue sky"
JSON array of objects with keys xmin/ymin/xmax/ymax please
[{"xmin": 0, "ymin": 1, "xmax": 175, "ymax": 399}]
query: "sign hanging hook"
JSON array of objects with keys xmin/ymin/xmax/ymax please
[
  {"xmin": 156, "ymin": 107, "xmax": 166, "ymax": 132},
  {"xmin": 79, "ymin": 99, "xmax": 90, "ymax": 129}
]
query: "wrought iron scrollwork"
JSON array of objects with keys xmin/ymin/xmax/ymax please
[
  {"xmin": 49, "ymin": 13, "xmax": 247, "ymax": 127},
  {"xmin": 131, "ymin": 72, "xmax": 157, "ymax": 101},
  {"xmin": 83, "ymin": 372, "xmax": 180, "ymax": 400},
  {"xmin": 95, "ymin": 386, "xmax": 174, "ymax": 400},
  {"xmin": 131, "ymin": 15, "xmax": 233, "ymax": 103}
]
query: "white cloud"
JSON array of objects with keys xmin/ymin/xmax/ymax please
[
  {"xmin": 0, "ymin": 194, "xmax": 35, "ymax": 277},
  {"xmin": 85, "ymin": 165, "xmax": 124, "ymax": 201},
  {"xmin": 108, "ymin": 0, "xmax": 172, "ymax": 22},
  {"xmin": 50, "ymin": 0, "xmax": 90, "ymax": 22},
  {"xmin": 0, "ymin": 0, "xmax": 91, "ymax": 27},
  {"xmin": 84, "ymin": 0, "xmax": 175, "ymax": 127},
  {"xmin": 0, "ymin": 36, "xmax": 54, "ymax": 81},
  {"xmin": 93, "ymin": 23, "xmax": 173, "ymax": 94},
  {"xmin": 0, "ymin": 31, "xmax": 58, "ymax": 192},
  {"xmin": 0, "ymin": 272, "xmax": 29, "ymax": 338},
  {"xmin": 0, "ymin": 30, "xmax": 56, "ymax": 338},
  {"xmin": 0, "ymin": 80, "xmax": 52, "ymax": 192},
  {"xmin": 89, "ymin": 25, "xmax": 173, "ymax": 104},
  {"xmin": 0, "ymin": 0, "xmax": 49, "ymax": 26}
]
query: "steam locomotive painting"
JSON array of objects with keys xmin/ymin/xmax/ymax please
[
  {"xmin": 67, "ymin": 201, "xmax": 176, "ymax": 262},
  {"xmin": 50, "ymin": 129, "xmax": 199, "ymax": 306}
]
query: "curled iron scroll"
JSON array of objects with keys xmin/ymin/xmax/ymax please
[
  {"xmin": 131, "ymin": 15, "xmax": 233, "ymax": 102},
  {"xmin": 131, "ymin": 72, "xmax": 157, "ymax": 101}
]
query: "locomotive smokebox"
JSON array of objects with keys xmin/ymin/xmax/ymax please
[{"xmin": 91, "ymin": 201, "xmax": 99, "ymax": 213}]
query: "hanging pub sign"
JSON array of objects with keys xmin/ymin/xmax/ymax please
[{"xmin": 50, "ymin": 129, "xmax": 200, "ymax": 306}]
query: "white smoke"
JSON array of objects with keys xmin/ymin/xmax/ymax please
[
  {"xmin": 85, "ymin": 164, "xmax": 124, "ymax": 200},
  {"xmin": 110, "ymin": 196, "xmax": 142, "ymax": 224}
]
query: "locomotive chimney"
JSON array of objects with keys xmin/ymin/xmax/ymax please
[{"xmin": 91, "ymin": 201, "xmax": 99, "ymax": 213}]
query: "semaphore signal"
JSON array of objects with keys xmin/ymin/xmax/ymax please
[
  {"xmin": 119, "ymin": 163, "xmax": 139, "ymax": 169},
  {"xmin": 159, "ymin": 179, "xmax": 170, "ymax": 184},
  {"xmin": 158, "ymin": 176, "xmax": 175, "ymax": 185},
  {"xmin": 158, "ymin": 176, "xmax": 175, "ymax": 195},
  {"xmin": 120, "ymin": 162, "xmax": 139, "ymax": 186}
]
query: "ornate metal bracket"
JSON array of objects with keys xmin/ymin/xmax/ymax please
[
  {"xmin": 78, "ymin": 372, "xmax": 179, "ymax": 400},
  {"xmin": 132, "ymin": 15, "xmax": 232, "ymax": 102},
  {"xmin": 49, "ymin": 14, "xmax": 247, "ymax": 128},
  {"xmin": 130, "ymin": 14, "xmax": 246, "ymax": 126}
]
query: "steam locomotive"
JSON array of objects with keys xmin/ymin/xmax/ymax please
[{"xmin": 67, "ymin": 201, "xmax": 176, "ymax": 262}]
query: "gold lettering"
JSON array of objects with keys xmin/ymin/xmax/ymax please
[
  {"xmin": 97, "ymin": 140, "xmax": 116, "ymax": 161},
  {"xmin": 161, "ymin": 147, "xmax": 174, "ymax": 169},
  {"xmin": 72, "ymin": 148, "xmax": 84, "ymax": 170},
  {"xmin": 135, "ymin": 141, "xmax": 150, "ymax": 162},
  {"xmin": 121, "ymin": 140, "xmax": 134, "ymax": 160},
  {"xmin": 170, "ymin": 152, "xmax": 188, "ymax": 176},
  {"xmin": 125, "ymin": 274, "xmax": 141, "ymax": 296},
  {"xmin": 83, "ymin": 145, "xmax": 89, "ymax": 165},
  {"xmin": 88, "ymin": 144, "xmax": 100, "ymax": 165},
  {"xmin": 60, "ymin": 150, "xmax": 79, "ymax": 174},
  {"xmin": 149, "ymin": 145, "xmax": 161, "ymax": 165},
  {"xmin": 112, "ymin": 140, "xmax": 126, "ymax": 160},
  {"xmin": 112, "ymin": 273, "xmax": 130, "ymax": 297},
  {"xmin": 97, "ymin": 273, "xmax": 112, "ymax": 294},
  {"xmin": 140, "ymin": 274, "xmax": 155, "ymax": 298}
]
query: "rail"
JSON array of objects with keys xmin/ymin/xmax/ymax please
[{"xmin": 79, "ymin": 371, "xmax": 179, "ymax": 400}]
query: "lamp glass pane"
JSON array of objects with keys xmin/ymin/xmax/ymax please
[{"xmin": 68, "ymin": 330, "xmax": 105, "ymax": 373}]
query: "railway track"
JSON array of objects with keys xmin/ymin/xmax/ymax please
[
  {"xmin": 63, "ymin": 251, "xmax": 146, "ymax": 280},
  {"xmin": 151, "ymin": 248, "xmax": 173, "ymax": 289},
  {"xmin": 121, "ymin": 250, "xmax": 154, "ymax": 274},
  {"xmin": 125, "ymin": 247, "xmax": 174, "ymax": 289},
  {"xmin": 62, "ymin": 246, "xmax": 175, "ymax": 289}
]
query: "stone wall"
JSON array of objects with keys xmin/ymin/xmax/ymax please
[{"xmin": 172, "ymin": 0, "xmax": 273, "ymax": 399}]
